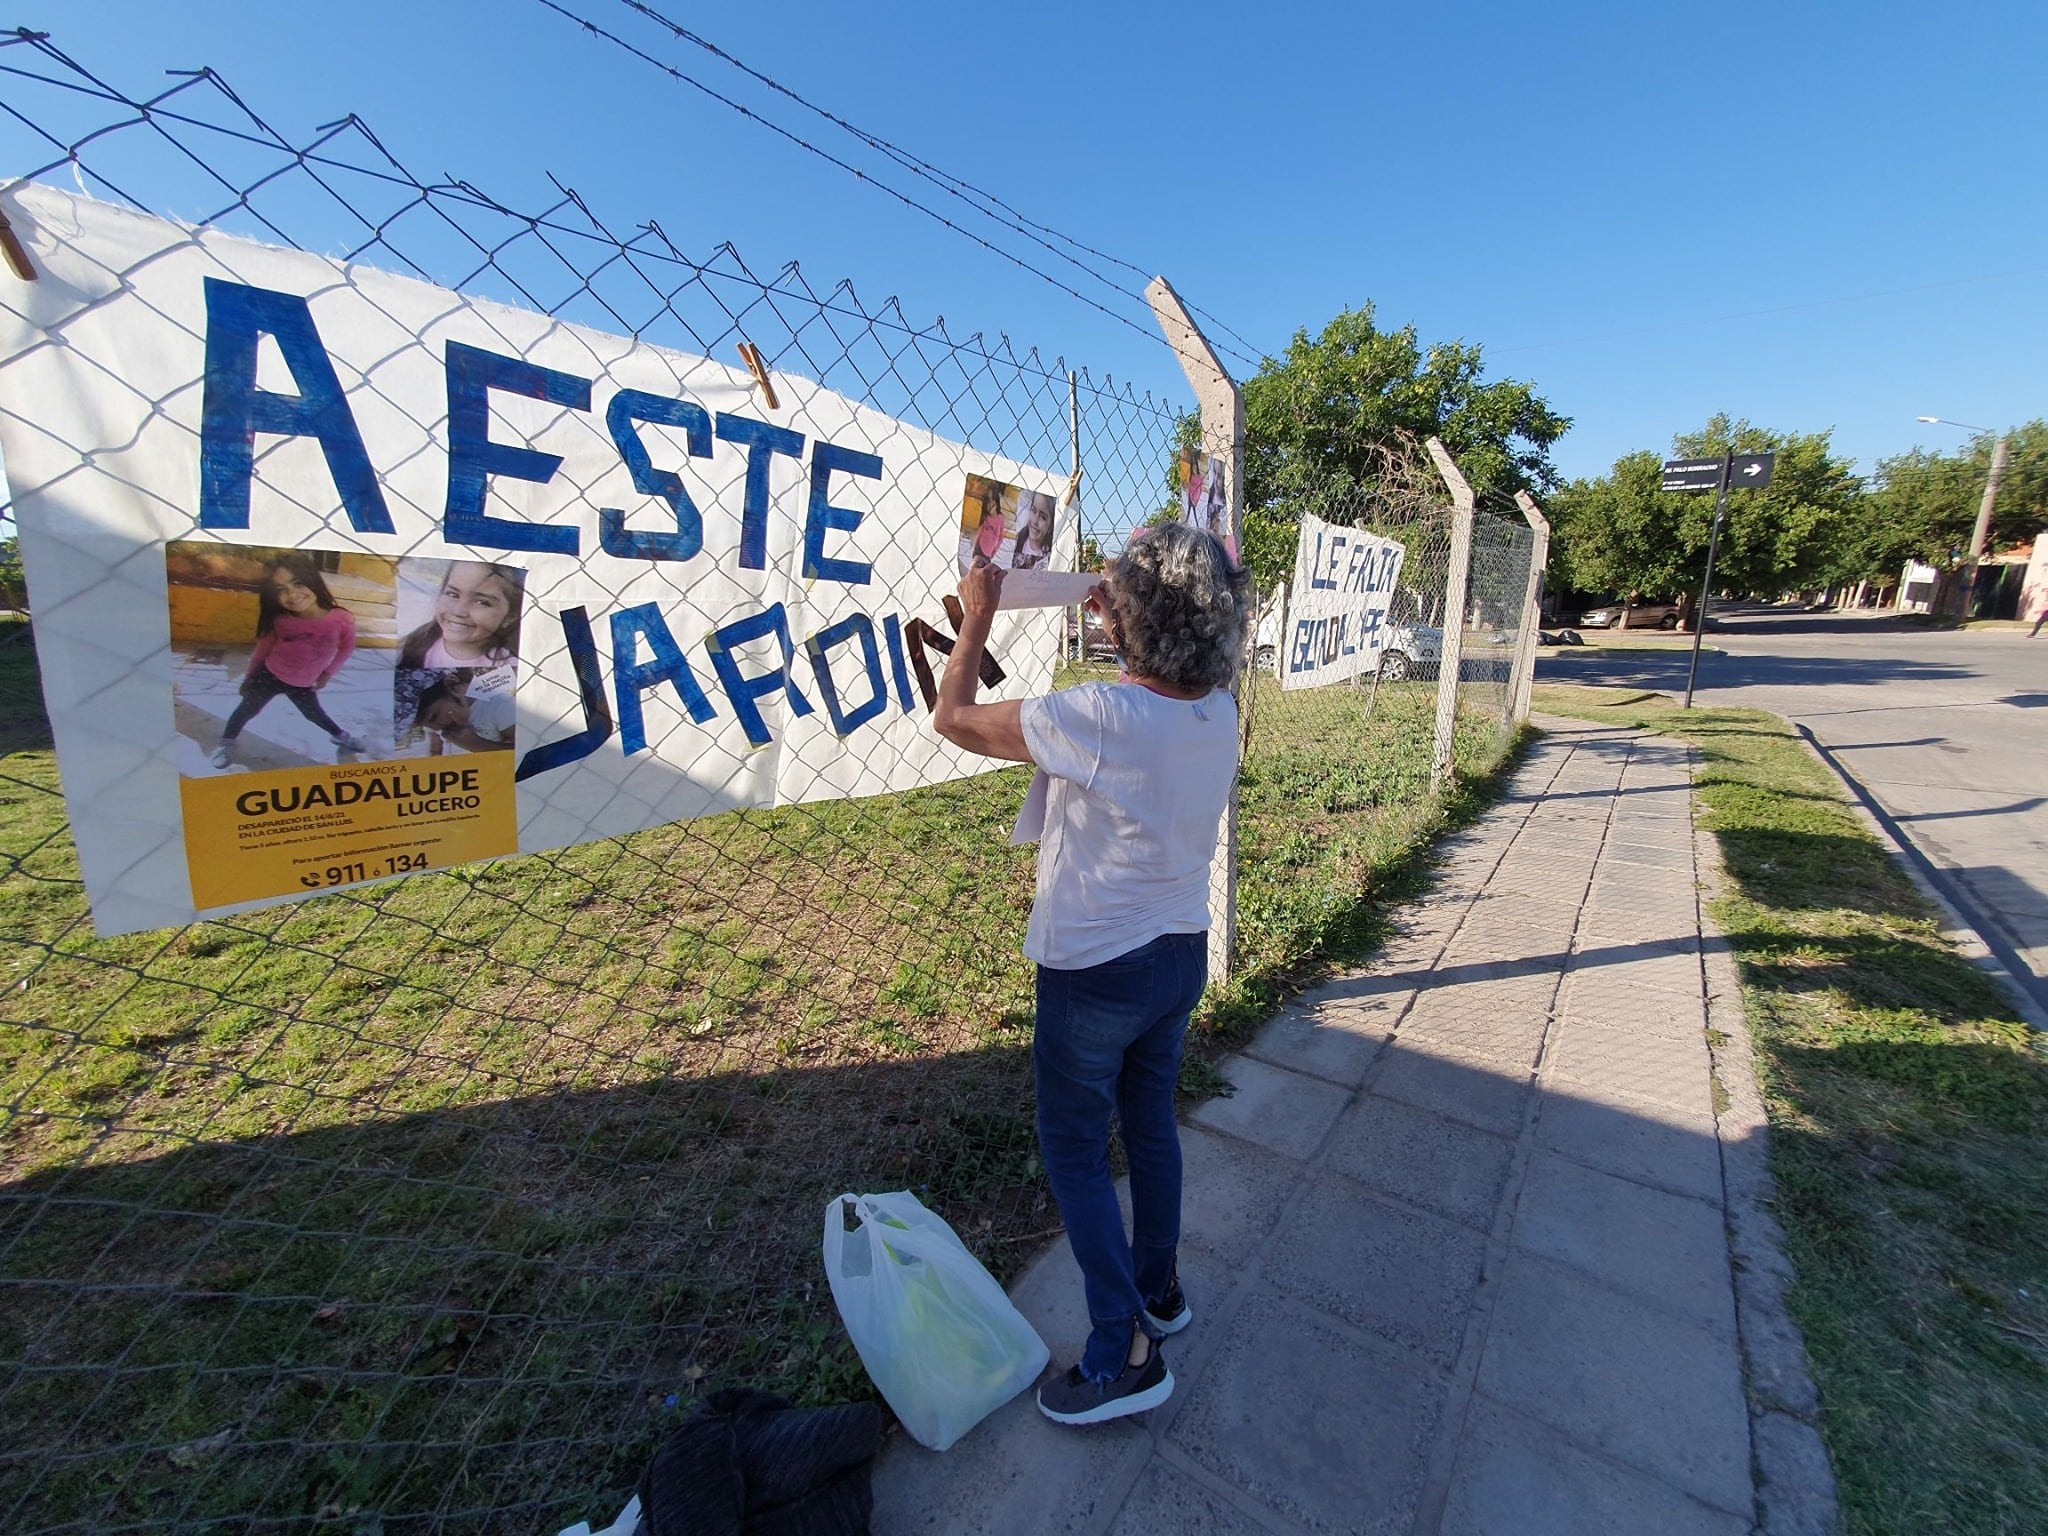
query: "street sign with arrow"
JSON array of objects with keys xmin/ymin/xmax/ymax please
[
  {"xmin": 1730, "ymin": 451, "xmax": 1774, "ymax": 488},
  {"xmin": 1661, "ymin": 449, "xmax": 1779, "ymax": 708},
  {"xmin": 1662, "ymin": 452, "xmax": 1776, "ymax": 492}
]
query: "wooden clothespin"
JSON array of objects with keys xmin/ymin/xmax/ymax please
[
  {"xmin": 1064, "ymin": 467, "xmax": 1083, "ymax": 507},
  {"xmin": 0, "ymin": 206, "xmax": 39, "ymax": 282},
  {"xmin": 736, "ymin": 340, "xmax": 778, "ymax": 411}
]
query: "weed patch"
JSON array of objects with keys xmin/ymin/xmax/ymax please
[{"xmin": 0, "ymin": 643, "xmax": 1522, "ymax": 1530}]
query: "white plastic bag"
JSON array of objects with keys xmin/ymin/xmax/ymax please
[{"xmin": 823, "ymin": 1190, "xmax": 1048, "ymax": 1451}]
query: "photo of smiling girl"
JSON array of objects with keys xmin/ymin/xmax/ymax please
[
  {"xmin": 391, "ymin": 557, "xmax": 526, "ymax": 760},
  {"xmin": 166, "ymin": 541, "xmax": 398, "ymax": 775},
  {"xmin": 398, "ymin": 560, "xmax": 523, "ymax": 669}
]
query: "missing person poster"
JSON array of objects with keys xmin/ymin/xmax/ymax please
[
  {"xmin": 0, "ymin": 181, "xmax": 1078, "ymax": 933},
  {"xmin": 166, "ymin": 541, "xmax": 520, "ymax": 907},
  {"xmin": 1175, "ymin": 444, "xmax": 1238, "ymax": 565},
  {"xmin": 957, "ymin": 473, "xmax": 1096, "ymax": 609}
]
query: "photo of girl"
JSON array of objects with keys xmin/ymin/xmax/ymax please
[
  {"xmin": 959, "ymin": 474, "xmax": 1016, "ymax": 572},
  {"xmin": 1010, "ymin": 489, "xmax": 1056, "ymax": 570},
  {"xmin": 166, "ymin": 542, "xmax": 398, "ymax": 775},
  {"xmin": 390, "ymin": 556, "xmax": 526, "ymax": 760},
  {"xmin": 1178, "ymin": 444, "xmax": 1208, "ymax": 529},
  {"xmin": 213, "ymin": 556, "xmax": 366, "ymax": 766},
  {"xmin": 410, "ymin": 670, "xmax": 515, "ymax": 754},
  {"xmin": 398, "ymin": 559, "xmax": 523, "ymax": 669}
]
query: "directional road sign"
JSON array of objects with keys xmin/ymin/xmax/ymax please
[
  {"xmin": 1729, "ymin": 451, "xmax": 1775, "ymax": 488},
  {"xmin": 1662, "ymin": 452, "xmax": 1777, "ymax": 492},
  {"xmin": 1661, "ymin": 458, "xmax": 1724, "ymax": 492}
]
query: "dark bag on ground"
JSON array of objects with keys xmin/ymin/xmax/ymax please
[{"xmin": 637, "ymin": 1387, "xmax": 884, "ymax": 1536}]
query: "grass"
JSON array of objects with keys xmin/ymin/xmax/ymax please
[
  {"xmin": 1, "ymin": 616, "xmax": 1525, "ymax": 1535},
  {"xmin": 1534, "ymin": 683, "xmax": 2048, "ymax": 1536}
]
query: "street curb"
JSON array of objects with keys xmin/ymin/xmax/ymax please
[
  {"xmin": 1691, "ymin": 765, "xmax": 1841, "ymax": 1536},
  {"xmin": 1787, "ymin": 724, "xmax": 2048, "ymax": 1033}
]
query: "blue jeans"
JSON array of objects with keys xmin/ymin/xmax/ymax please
[{"xmin": 1034, "ymin": 930, "xmax": 1207, "ymax": 1381}]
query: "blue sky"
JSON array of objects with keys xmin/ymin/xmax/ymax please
[{"xmin": 19, "ymin": 0, "xmax": 2048, "ymax": 484}]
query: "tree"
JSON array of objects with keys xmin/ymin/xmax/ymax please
[
  {"xmin": 1551, "ymin": 415, "xmax": 1864, "ymax": 613},
  {"xmin": 1235, "ymin": 305, "xmax": 1569, "ymax": 587},
  {"xmin": 1550, "ymin": 451, "xmax": 1696, "ymax": 604},
  {"xmin": 1669, "ymin": 415, "xmax": 1864, "ymax": 595},
  {"xmin": 0, "ymin": 533, "xmax": 21, "ymax": 611},
  {"xmin": 1860, "ymin": 420, "xmax": 2048, "ymax": 581}
]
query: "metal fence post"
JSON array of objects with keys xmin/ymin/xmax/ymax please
[
  {"xmin": 1146, "ymin": 274, "xmax": 1242, "ymax": 981},
  {"xmin": 1425, "ymin": 437, "xmax": 1475, "ymax": 790},
  {"xmin": 1510, "ymin": 489, "xmax": 1552, "ymax": 726}
]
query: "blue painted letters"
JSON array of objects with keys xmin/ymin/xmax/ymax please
[
  {"xmin": 198, "ymin": 278, "xmax": 392, "ymax": 533},
  {"xmin": 610, "ymin": 602, "xmax": 718, "ymax": 754},
  {"xmin": 444, "ymin": 340, "xmax": 592, "ymax": 555},
  {"xmin": 803, "ymin": 441, "xmax": 880, "ymax": 586},
  {"xmin": 600, "ymin": 389, "xmax": 712, "ymax": 562}
]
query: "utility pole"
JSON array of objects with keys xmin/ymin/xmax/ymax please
[{"xmin": 1953, "ymin": 433, "xmax": 2011, "ymax": 621}]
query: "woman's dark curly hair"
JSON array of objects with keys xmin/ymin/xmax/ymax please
[{"xmin": 1103, "ymin": 522, "xmax": 1251, "ymax": 691}]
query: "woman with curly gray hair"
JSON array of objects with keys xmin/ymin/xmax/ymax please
[{"xmin": 933, "ymin": 520, "xmax": 1251, "ymax": 1426}]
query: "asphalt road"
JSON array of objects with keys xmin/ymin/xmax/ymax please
[{"xmin": 1537, "ymin": 610, "xmax": 2048, "ymax": 1017}]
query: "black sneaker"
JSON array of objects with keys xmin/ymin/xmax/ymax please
[
  {"xmin": 1143, "ymin": 1276, "xmax": 1191, "ymax": 1336},
  {"xmin": 1036, "ymin": 1345, "xmax": 1173, "ymax": 1425}
]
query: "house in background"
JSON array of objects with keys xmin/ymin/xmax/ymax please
[{"xmin": 1897, "ymin": 532, "xmax": 2047, "ymax": 620}]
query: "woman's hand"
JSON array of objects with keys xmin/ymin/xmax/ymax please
[{"xmin": 957, "ymin": 562, "xmax": 1004, "ymax": 628}]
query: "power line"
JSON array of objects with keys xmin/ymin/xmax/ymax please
[
  {"xmin": 529, "ymin": 0, "xmax": 1265, "ymax": 378},
  {"xmin": 608, "ymin": 0, "xmax": 1267, "ymax": 366}
]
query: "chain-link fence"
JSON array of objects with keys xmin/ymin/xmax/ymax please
[{"xmin": 1, "ymin": 32, "xmax": 1536, "ymax": 1535}]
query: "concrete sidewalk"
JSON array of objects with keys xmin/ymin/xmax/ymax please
[{"xmin": 872, "ymin": 717, "xmax": 1836, "ymax": 1536}]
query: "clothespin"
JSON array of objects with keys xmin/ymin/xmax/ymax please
[
  {"xmin": 0, "ymin": 206, "xmax": 39, "ymax": 282},
  {"xmin": 1064, "ymin": 467, "xmax": 1083, "ymax": 507},
  {"xmin": 736, "ymin": 340, "xmax": 778, "ymax": 411}
]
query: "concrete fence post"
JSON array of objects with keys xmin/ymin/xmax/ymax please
[
  {"xmin": 1146, "ymin": 275, "xmax": 1243, "ymax": 981},
  {"xmin": 1511, "ymin": 489, "xmax": 1553, "ymax": 725},
  {"xmin": 1425, "ymin": 437, "xmax": 1475, "ymax": 790}
]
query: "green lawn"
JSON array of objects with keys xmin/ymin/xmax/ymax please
[
  {"xmin": 1535, "ymin": 685, "xmax": 2048, "ymax": 1536},
  {"xmin": 1, "ymin": 621, "xmax": 1522, "ymax": 1534}
]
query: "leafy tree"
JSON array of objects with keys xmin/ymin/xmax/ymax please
[
  {"xmin": 1670, "ymin": 415, "xmax": 1864, "ymax": 594},
  {"xmin": 1859, "ymin": 420, "xmax": 2048, "ymax": 580},
  {"xmin": 1551, "ymin": 415, "xmax": 1863, "ymax": 613},
  {"xmin": 1234, "ymin": 305, "xmax": 1569, "ymax": 587},
  {"xmin": 1550, "ymin": 451, "xmax": 1695, "ymax": 604},
  {"xmin": 0, "ymin": 533, "xmax": 21, "ymax": 610}
]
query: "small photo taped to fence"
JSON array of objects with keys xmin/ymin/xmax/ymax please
[
  {"xmin": 166, "ymin": 539, "xmax": 399, "ymax": 777},
  {"xmin": 960, "ymin": 473, "xmax": 1019, "ymax": 572},
  {"xmin": 1009, "ymin": 488, "xmax": 1057, "ymax": 570},
  {"xmin": 1175, "ymin": 445, "xmax": 1238, "ymax": 565},
  {"xmin": 391, "ymin": 557, "xmax": 526, "ymax": 758}
]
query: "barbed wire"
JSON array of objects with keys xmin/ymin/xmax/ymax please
[
  {"xmin": 529, "ymin": 0, "xmax": 1266, "ymax": 379},
  {"xmin": 602, "ymin": 0, "xmax": 1269, "ymax": 367}
]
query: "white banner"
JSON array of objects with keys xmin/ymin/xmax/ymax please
[
  {"xmin": 0, "ymin": 184, "xmax": 1071, "ymax": 934},
  {"xmin": 1280, "ymin": 513, "xmax": 1407, "ymax": 690}
]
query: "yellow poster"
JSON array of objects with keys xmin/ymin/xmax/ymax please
[
  {"xmin": 179, "ymin": 756, "xmax": 517, "ymax": 908},
  {"xmin": 166, "ymin": 539, "xmax": 526, "ymax": 911}
]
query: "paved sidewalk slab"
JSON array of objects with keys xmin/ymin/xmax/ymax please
[{"xmin": 873, "ymin": 717, "xmax": 1835, "ymax": 1535}]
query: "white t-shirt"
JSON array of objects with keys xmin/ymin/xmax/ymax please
[{"xmin": 1018, "ymin": 681, "xmax": 1240, "ymax": 970}]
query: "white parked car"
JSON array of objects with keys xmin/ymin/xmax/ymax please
[
  {"xmin": 1251, "ymin": 611, "xmax": 1442, "ymax": 680},
  {"xmin": 1376, "ymin": 623, "xmax": 1441, "ymax": 681}
]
